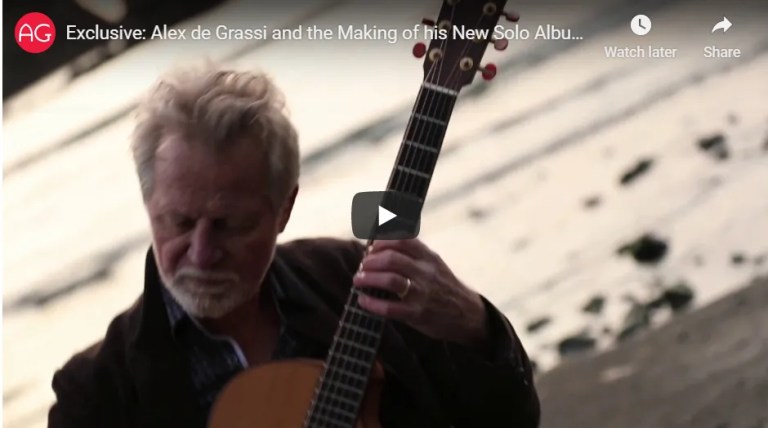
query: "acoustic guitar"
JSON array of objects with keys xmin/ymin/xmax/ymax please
[{"xmin": 208, "ymin": 1, "xmax": 518, "ymax": 426}]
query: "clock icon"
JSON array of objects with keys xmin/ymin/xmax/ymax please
[{"xmin": 631, "ymin": 14, "xmax": 652, "ymax": 36}]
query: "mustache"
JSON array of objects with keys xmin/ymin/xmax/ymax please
[{"xmin": 174, "ymin": 267, "xmax": 239, "ymax": 283}]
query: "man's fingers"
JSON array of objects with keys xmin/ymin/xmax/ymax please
[
  {"xmin": 369, "ymin": 239, "xmax": 431, "ymax": 260},
  {"xmin": 360, "ymin": 248, "xmax": 422, "ymax": 279},
  {"xmin": 357, "ymin": 292, "xmax": 415, "ymax": 320},
  {"xmin": 352, "ymin": 271, "xmax": 411, "ymax": 296}
]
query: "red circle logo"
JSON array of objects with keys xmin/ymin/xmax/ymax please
[{"xmin": 15, "ymin": 12, "xmax": 56, "ymax": 54}]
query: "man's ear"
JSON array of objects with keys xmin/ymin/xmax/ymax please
[{"xmin": 278, "ymin": 185, "xmax": 299, "ymax": 233}]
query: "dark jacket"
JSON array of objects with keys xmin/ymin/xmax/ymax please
[{"xmin": 48, "ymin": 238, "xmax": 540, "ymax": 427}]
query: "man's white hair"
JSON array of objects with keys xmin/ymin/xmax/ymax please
[{"xmin": 130, "ymin": 64, "xmax": 300, "ymax": 204}]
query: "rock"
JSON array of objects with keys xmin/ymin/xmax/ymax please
[
  {"xmin": 583, "ymin": 195, "xmax": 601, "ymax": 209},
  {"xmin": 511, "ymin": 237, "xmax": 530, "ymax": 252},
  {"xmin": 755, "ymin": 254, "xmax": 766, "ymax": 266},
  {"xmin": 557, "ymin": 333, "xmax": 597, "ymax": 357},
  {"xmin": 732, "ymin": 253, "xmax": 747, "ymax": 265},
  {"xmin": 582, "ymin": 295, "xmax": 605, "ymax": 315},
  {"xmin": 697, "ymin": 133, "xmax": 729, "ymax": 161},
  {"xmin": 617, "ymin": 302, "xmax": 652, "ymax": 342},
  {"xmin": 619, "ymin": 158, "xmax": 654, "ymax": 186},
  {"xmin": 526, "ymin": 316, "xmax": 552, "ymax": 333},
  {"xmin": 467, "ymin": 207, "xmax": 488, "ymax": 220},
  {"xmin": 617, "ymin": 233, "xmax": 669, "ymax": 264},
  {"xmin": 645, "ymin": 295, "xmax": 668, "ymax": 311},
  {"xmin": 662, "ymin": 282, "xmax": 695, "ymax": 312}
]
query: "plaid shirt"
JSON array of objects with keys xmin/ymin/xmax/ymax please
[{"xmin": 161, "ymin": 273, "xmax": 320, "ymax": 420}]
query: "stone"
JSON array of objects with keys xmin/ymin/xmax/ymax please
[
  {"xmin": 732, "ymin": 253, "xmax": 746, "ymax": 265},
  {"xmin": 617, "ymin": 233, "xmax": 669, "ymax": 264},
  {"xmin": 584, "ymin": 195, "xmax": 601, "ymax": 209},
  {"xmin": 558, "ymin": 333, "xmax": 597, "ymax": 357},
  {"xmin": 697, "ymin": 133, "xmax": 729, "ymax": 161},
  {"xmin": 617, "ymin": 302, "xmax": 652, "ymax": 342},
  {"xmin": 583, "ymin": 295, "xmax": 605, "ymax": 314},
  {"xmin": 527, "ymin": 316, "xmax": 552, "ymax": 333},
  {"xmin": 619, "ymin": 158, "xmax": 654, "ymax": 186},
  {"xmin": 662, "ymin": 282, "xmax": 695, "ymax": 312}
]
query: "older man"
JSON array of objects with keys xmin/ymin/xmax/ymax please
[{"xmin": 48, "ymin": 66, "xmax": 540, "ymax": 428}]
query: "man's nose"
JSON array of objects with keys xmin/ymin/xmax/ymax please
[{"xmin": 188, "ymin": 219, "xmax": 223, "ymax": 268}]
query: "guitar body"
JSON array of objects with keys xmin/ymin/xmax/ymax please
[{"xmin": 208, "ymin": 358, "xmax": 384, "ymax": 428}]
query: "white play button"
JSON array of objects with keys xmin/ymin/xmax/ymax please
[
  {"xmin": 378, "ymin": 206, "xmax": 397, "ymax": 226},
  {"xmin": 352, "ymin": 192, "xmax": 421, "ymax": 240}
]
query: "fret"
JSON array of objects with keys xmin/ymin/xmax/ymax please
[
  {"xmin": 339, "ymin": 322, "xmax": 379, "ymax": 338},
  {"xmin": 320, "ymin": 389, "xmax": 361, "ymax": 408},
  {"xmin": 405, "ymin": 140, "xmax": 440, "ymax": 153},
  {"xmin": 337, "ymin": 329, "xmax": 375, "ymax": 349},
  {"xmin": 391, "ymin": 167, "xmax": 429, "ymax": 199},
  {"xmin": 399, "ymin": 141, "xmax": 440, "ymax": 174},
  {"xmin": 325, "ymin": 356, "xmax": 370, "ymax": 382},
  {"xmin": 404, "ymin": 117, "xmax": 445, "ymax": 151},
  {"xmin": 325, "ymin": 379, "xmax": 366, "ymax": 397},
  {"xmin": 327, "ymin": 350, "xmax": 370, "ymax": 371},
  {"xmin": 312, "ymin": 403, "xmax": 357, "ymax": 427},
  {"xmin": 326, "ymin": 365, "xmax": 368, "ymax": 387},
  {"xmin": 339, "ymin": 331, "xmax": 378, "ymax": 351},
  {"xmin": 412, "ymin": 113, "xmax": 447, "ymax": 126},
  {"xmin": 396, "ymin": 165, "xmax": 431, "ymax": 179},
  {"xmin": 335, "ymin": 337, "xmax": 378, "ymax": 354},
  {"xmin": 415, "ymin": 87, "xmax": 456, "ymax": 122},
  {"xmin": 330, "ymin": 341, "xmax": 373, "ymax": 365},
  {"xmin": 397, "ymin": 191, "xmax": 425, "ymax": 204},
  {"xmin": 313, "ymin": 381, "xmax": 361, "ymax": 409},
  {"xmin": 422, "ymin": 82, "xmax": 459, "ymax": 96},
  {"xmin": 347, "ymin": 306, "xmax": 378, "ymax": 318},
  {"xmin": 313, "ymin": 409, "xmax": 350, "ymax": 427},
  {"xmin": 312, "ymin": 408, "xmax": 356, "ymax": 425}
]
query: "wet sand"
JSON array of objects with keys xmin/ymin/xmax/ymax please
[{"xmin": 537, "ymin": 275, "xmax": 768, "ymax": 428}]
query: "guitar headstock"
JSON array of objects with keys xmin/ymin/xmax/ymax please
[{"xmin": 415, "ymin": 0, "xmax": 519, "ymax": 91}]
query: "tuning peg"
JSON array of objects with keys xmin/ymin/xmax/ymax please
[
  {"xmin": 478, "ymin": 63, "xmax": 497, "ymax": 80},
  {"xmin": 421, "ymin": 18, "xmax": 436, "ymax": 27},
  {"xmin": 492, "ymin": 38, "xmax": 508, "ymax": 51},
  {"xmin": 501, "ymin": 11, "xmax": 520, "ymax": 22},
  {"xmin": 412, "ymin": 42, "xmax": 427, "ymax": 58}
]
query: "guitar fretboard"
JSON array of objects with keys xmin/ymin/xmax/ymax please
[{"xmin": 304, "ymin": 82, "xmax": 458, "ymax": 428}]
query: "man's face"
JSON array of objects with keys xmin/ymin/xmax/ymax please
[{"xmin": 146, "ymin": 135, "xmax": 295, "ymax": 319}]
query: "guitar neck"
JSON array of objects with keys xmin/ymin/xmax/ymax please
[
  {"xmin": 386, "ymin": 82, "xmax": 459, "ymax": 201},
  {"xmin": 303, "ymin": 82, "xmax": 458, "ymax": 427}
]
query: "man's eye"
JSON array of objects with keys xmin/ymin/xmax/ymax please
[
  {"xmin": 215, "ymin": 217, "xmax": 257, "ymax": 231},
  {"xmin": 169, "ymin": 215, "xmax": 195, "ymax": 230}
]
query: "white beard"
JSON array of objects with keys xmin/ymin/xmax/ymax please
[{"xmin": 161, "ymin": 267, "xmax": 254, "ymax": 319}]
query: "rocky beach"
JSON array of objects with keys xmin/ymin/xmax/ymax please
[{"xmin": 4, "ymin": 0, "xmax": 768, "ymax": 426}]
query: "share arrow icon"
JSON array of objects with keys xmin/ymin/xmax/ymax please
[{"xmin": 712, "ymin": 17, "xmax": 732, "ymax": 33}]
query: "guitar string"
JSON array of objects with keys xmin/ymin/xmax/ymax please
[{"xmin": 306, "ymin": 4, "xmax": 495, "ymax": 425}]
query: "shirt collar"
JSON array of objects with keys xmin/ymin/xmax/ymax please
[{"xmin": 160, "ymin": 285, "xmax": 187, "ymax": 335}]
